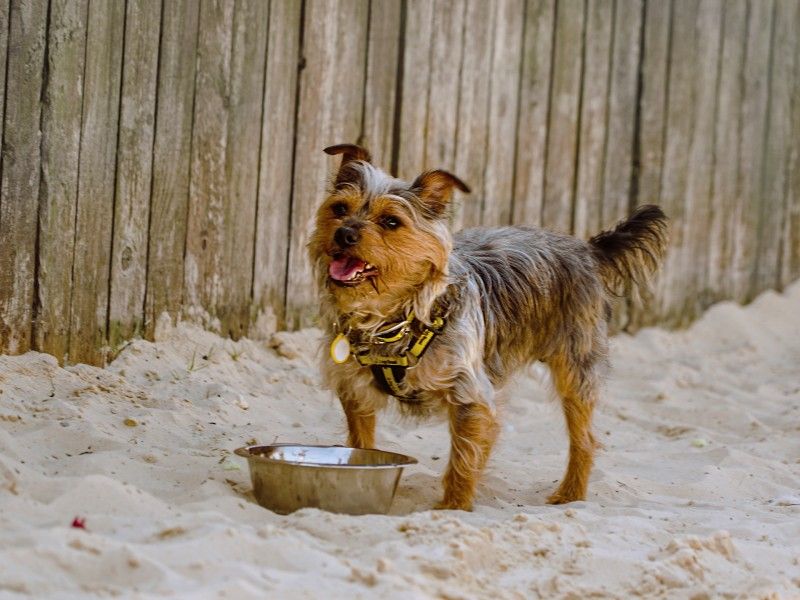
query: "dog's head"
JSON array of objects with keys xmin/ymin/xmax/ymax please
[{"xmin": 308, "ymin": 144, "xmax": 469, "ymax": 316}]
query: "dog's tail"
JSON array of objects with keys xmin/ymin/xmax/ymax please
[{"xmin": 589, "ymin": 205, "xmax": 668, "ymax": 297}]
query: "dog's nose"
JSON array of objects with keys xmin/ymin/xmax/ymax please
[{"xmin": 334, "ymin": 226, "xmax": 360, "ymax": 247}]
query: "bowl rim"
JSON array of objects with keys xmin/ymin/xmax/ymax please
[{"xmin": 234, "ymin": 443, "xmax": 418, "ymax": 469}]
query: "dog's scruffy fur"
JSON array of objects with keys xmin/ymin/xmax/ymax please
[{"xmin": 309, "ymin": 144, "xmax": 668, "ymax": 510}]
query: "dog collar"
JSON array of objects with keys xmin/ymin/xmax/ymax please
[{"xmin": 331, "ymin": 309, "xmax": 447, "ymax": 401}]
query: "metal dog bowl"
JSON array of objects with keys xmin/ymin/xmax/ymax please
[{"xmin": 235, "ymin": 444, "xmax": 418, "ymax": 515}]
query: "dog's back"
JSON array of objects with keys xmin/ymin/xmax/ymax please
[{"xmin": 450, "ymin": 205, "xmax": 668, "ymax": 381}]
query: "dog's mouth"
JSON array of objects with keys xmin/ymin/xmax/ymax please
[{"xmin": 328, "ymin": 254, "xmax": 378, "ymax": 287}]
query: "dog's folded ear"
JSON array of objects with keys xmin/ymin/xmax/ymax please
[
  {"xmin": 411, "ymin": 170, "xmax": 471, "ymax": 217},
  {"xmin": 324, "ymin": 144, "xmax": 372, "ymax": 188}
]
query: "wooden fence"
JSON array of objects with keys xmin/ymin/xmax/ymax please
[{"xmin": 0, "ymin": 0, "xmax": 798, "ymax": 366}]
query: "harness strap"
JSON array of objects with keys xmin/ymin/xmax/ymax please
[{"xmin": 355, "ymin": 315, "xmax": 445, "ymax": 401}]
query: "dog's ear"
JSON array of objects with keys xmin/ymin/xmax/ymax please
[
  {"xmin": 324, "ymin": 144, "xmax": 372, "ymax": 188},
  {"xmin": 411, "ymin": 170, "xmax": 471, "ymax": 217}
]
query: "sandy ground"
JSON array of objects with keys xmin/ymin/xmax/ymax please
[{"xmin": 1, "ymin": 283, "xmax": 799, "ymax": 599}]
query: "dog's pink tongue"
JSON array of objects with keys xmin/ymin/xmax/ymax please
[{"xmin": 329, "ymin": 256, "xmax": 366, "ymax": 281}]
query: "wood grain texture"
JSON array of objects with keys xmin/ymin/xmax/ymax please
[
  {"xmin": 252, "ymin": 0, "xmax": 301, "ymax": 335},
  {"xmin": 185, "ymin": 0, "xmax": 234, "ymax": 323},
  {"xmin": 70, "ymin": 0, "xmax": 125, "ymax": 364},
  {"xmin": 35, "ymin": 0, "xmax": 88, "ymax": 363},
  {"xmin": 604, "ymin": 0, "xmax": 644, "ymax": 332},
  {"xmin": 218, "ymin": 0, "xmax": 269, "ymax": 339},
  {"xmin": 423, "ymin": 0, "xmax": 465, "ymax": 175},
  {"xmin": 707, "ymin": 0, "xmax": 746, "ymax": 304},
  {"xmin": 395, "ymin": 0, "xmax": 434, "ymax": 179},
  {"xmin": 541, "ymin": 0, "xmax": 584, "ymax": 233},
  {"xmin": 681, "ymin": 0, "xmax": 722, "ymax": 322},
  {"xmin": 627, "ymin": 0, "xmax": 670, "ymax": 329},
  {"xmin": 572, "ymin": 0, "xmax": 612, "ymax": 240},
  {"xmin": 481, "ymin": 0, "xmax": 525, "ymax": 227},
  {"xmin": 0, "ymin": 0, "xmax": 48, "ymax": 354},
  {"xmin": 452, "ymin": 0, "xmax": 493, "ymax": 230},
  {"xmin": 649, "ymin": 0, "xmax": 699, "ymax": 328},
  {"xmin": 108, "ymin": 0, "xmax": 163, "ymax": 350},
  {"xmin": 0, "ymin": 0, "xmax": 8, "ymax": 189},
  {"xmin": 734, "ymin": 0, "xmax": 773, "ymax": 303},
  {"xmin": 285, "ymin": 0, "xmax": 369, "ymax": 328},
  {"xmin": 145, "ymin": 0, "xmax": 200, "ymax": 337},
  {"xmin": 780, "ymin": 0, "xmax": 800, "ymax": 286},
  {"xmin": 635, "ymin": 0, "xmax": 670, "ymax": 209},
  {"xmin": 512, "ymin": 0, "xmax": 554, "ymax": 227},
  {"xmin": 756, "ymin": 0, "xmax": 796, "ymax": 293},
  {"xmin": 362, "ymin": 0, "xmax": 402, "ymax": 168},
  {"xmin": 601, "ymin": 0, "xmax": 642, "ymax": 225}
]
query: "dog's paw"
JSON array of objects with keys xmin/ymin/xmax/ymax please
[
  {"xmin": 546, "ymin": 489, "xmax": 585, "ymax": 505},
  {"xmin": 433, "ymin": 499, "xmax": 473, "ymax": 511}
]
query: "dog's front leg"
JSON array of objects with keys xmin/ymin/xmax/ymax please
[
  {"xmin": 339, "ymin": 396, "xmax": 376, "ymax": 449},
  {"xmin": 436, "ymin": 401, "xmax": 499, "ymax": 511}
]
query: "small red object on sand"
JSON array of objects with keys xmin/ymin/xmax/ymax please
[{"xmin": 71, "ymin": 517, "xmax": 86, "ymax": 529}]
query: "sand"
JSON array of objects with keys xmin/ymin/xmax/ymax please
[{"xmin": 1, "ymin": 283, "xmax": 799, "ymax": 599}]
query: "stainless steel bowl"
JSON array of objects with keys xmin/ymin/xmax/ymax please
[{"xmin": 235, "ymin": 444, "xmax": 418, "ymax": 515}]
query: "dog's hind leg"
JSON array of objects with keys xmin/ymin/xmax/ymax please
[
  {"xmin": 436, "ymin": 401, "xmax": 500, "ymax": 511},
  {"xmin": 546, "ymin": 352, "xmax": 601, "ymax": 504}
]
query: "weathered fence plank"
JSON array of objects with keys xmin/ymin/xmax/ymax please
[
  {"xmin": 682, "ymin": 0, "xmax": 723, "ymax": 322},
  {"xmin": 635, "ymin": 0, "xmax": 670, "ymax": 209},
  {"xmin": 285, "ymin": 0, "xmax": 369, "ymax": 328},
  {"xmin": 601, "ymin": 0, "xmax": 642, "ymax": 226},
  {"xmin": 423, "ymin": 0, "xmax": 465, "ymax": 177},
  {"xmin": 362, "ymin": 0, "xmax": 402, "ymax": 168},
  {"xmin": 481, "ymin": 0, "xmax": 525, "ymax": 227},
  {"xmin": 756, "ymin": 0, "xmax": 796, "ymax": 293},
  {"xmin": 605, "ymin": 0, "xmax": 644, "ymax": 331},
  {"xmin": 185, "ymin": 0, "xmax": 234, "ymax": 325},
  {"xmin": 145, "ymin": 0, "xmax": 200, "ymax": 337},
  {"xmin": 108, "ymin": 0, "xmax": 162, "ymax": 351},
  {"xmin": 649, "ymin": 0, "xmax": 699, "ymax": 328},
  {"xmin": 0, "ymin": 0, "xmax": 47, "ymax": 355},
  {"xmin": 69, "ymin": 0, "xmax": 125, "ymax": 365},
  {"xmin": 252, "ymin": 0, "xmax": 302, "ymax": 335},
  {"xmin": 734, "ymin": 0, "xmax": 773, "ymax": 303},
  {"xmin": 395, "ymin": 0, "xmax": 434, "ymax": 178},
  {"xmin": 452, "ymin": 0, "xmax": 493, "ymax": 230},
  {"xmin": 0, "ymin": 0, "xmax": 7, "ymax": 178},
  {"xmin": 35, "ymin": 0, "xmax": 88, "ymax": 363},
  {"xmin": 541, "ymin": 0, "xmax": 584, "ymax": 232},
  {"xmin": 707, "ymin": 0, "xmax": 746, "ymax": 305},
  {"xmin": 219, "ymin": 0, "xmax": 269, "ymax": 339},
  {"xmin": 780, "ymin": 1, "xmax": 800, "ymax": 287},
  {"xmin": 573, "ymin": 0, "xmax": 613, "ymax": 240},
  {"xmin": 512, "ymin": 0, "xmax": 554, "ymax": 227}
]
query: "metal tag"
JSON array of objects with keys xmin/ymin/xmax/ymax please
[{"xmin": 330, "ymin": 333, "xmax": 351, "ymax": 364}]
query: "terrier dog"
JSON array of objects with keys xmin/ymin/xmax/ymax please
[{"xmin": 309, "ymin": 143, "xmax": 668, "ymax": 510}]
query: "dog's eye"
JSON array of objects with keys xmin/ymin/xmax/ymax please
[
  {"xmin": 381, "ymin": 216, "xmax": 401, "ymax": 230},
  {"xmin": 331, "ymin": 203, "xmax": 348, "ymax": 217}
]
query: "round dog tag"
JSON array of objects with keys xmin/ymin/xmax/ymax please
[{"xmin": 330, "ymin": 333, "xmax": 351, "ymax": 364}]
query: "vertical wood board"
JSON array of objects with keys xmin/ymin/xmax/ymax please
[
  {"xmin": 35, "ymin": 0, "xmax": 88, "ymax": 362},
  {"xmin": 108, "ymin": 0, "xmax": 162, "ymax": 349},
  {"xmin": 541, "ymin": 0, "xmax": 584, "ymax": 232},
  {"xmin": 145, "ymin": 0, "xmax": 200, "ymax": 337},
  {"xmin": 512, "ymin": 0, "xmax": 555, "ymax": 227},
  {"xmin": 285, "ymin": 0, "xmax": 369, "ymax": 328},
  {"xmin": 69, "ymin": 0, "xmax": 125, "ymax": 364},
  {"xmin": 252, "ymin": 0, "xmax": 302, "ymax": 334},
  {"xmin": 0, "ymin": 0, "xmax": 48, "ymax": 354}
]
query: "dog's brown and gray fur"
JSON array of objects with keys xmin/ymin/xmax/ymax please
[{"xmin": 309, "ymin": 144, "xmax": 668, "ymax": 510}]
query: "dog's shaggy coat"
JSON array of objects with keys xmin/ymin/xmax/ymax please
[{"xmin": 309, "ymin": 144, "xmax": 668, "ymax": 509}]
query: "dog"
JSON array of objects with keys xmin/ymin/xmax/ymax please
[{"xmin": 308, "ymin": 143, "xmax": 668, "ymax": 510}]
